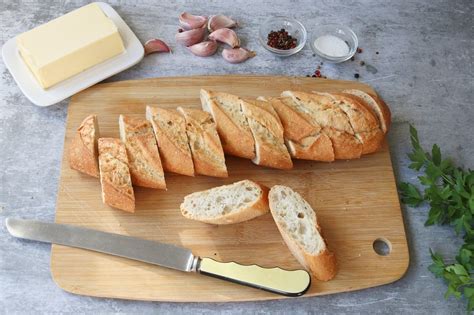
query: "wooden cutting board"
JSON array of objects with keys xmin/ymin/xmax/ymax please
[{"xmin": 52, "ymin": 75, "xmax": 409, "ymax": 302}]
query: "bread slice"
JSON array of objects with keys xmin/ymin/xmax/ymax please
[
  {"xmin": 268, "ymin": 97, "xmax": 335, "ymax": 162},
  {"xmin": 98, "ymin": 138, "xmax": 135, "ymax": 212},
  {"xmin": 177, "ymin": 107, "xmax": 228, "ymax": 178},
  {"xmin": 68, "ymin": 114, "xmax": 100, "ymax": 177},
  {"xmin": 200, "ymin": 89, "xmax": 255, "ymax": 159},
  {"xmin": 267, "ymin": 97, "xmax": 319, "ymax": 142},
  {"xmin": 281, "ymin": 91, "xmax": 362, "ymax": 160},
  {"xmin": 146, "ymin": 106, "xmax": 195, "ymax": 176},
  {"xmin": 119, "ymin": 115, "xmax": 166, "ymax": 189},
  {"xmin": 269, "ymin": 185, "xmax": 337, "ymax": 281},
  {"xmin": 180, "ymin": 180, "xmax": 269, "ymax": 224},
  {"xmin": 241, "ymin": 99, "xmax": 293, "ymax": 170},
  {"xmin": 342, "ymin": 89, "xmax": 391, "ymax": 133},
  {"xmin": 332, "ymin": 93, "xmax": 384, "ymax": 155}
]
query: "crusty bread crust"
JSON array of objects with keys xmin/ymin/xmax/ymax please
[
  {"xmin": 98, "ymin": 138, "xmax": 135, "ymax": 212},
  {"xmin": 342, "ymin": 89, "xmax": 391, "ymax": 134},
  {"xmin": 68, "ymin": 114, "xmax": 100, "ymax": 177},
  {"xmin": 323, "ymin": 127, "xmax": 362, "ymax": 159},
  {"xmin": 200, "ymin": 89, "xmax": 255, "ymax": 159},
  {"xmin": 287, "ymin": 134, "xmax": 335, "ymax": 162},
  {"xmin": 146, "ymin": 106, "xmax": 195, "ymax": 176},
  {"xmin": 268, "ymin": 97, "xmax": 319, "ymax": 142},
  {"xmin": 332, "ymin": 93, "xmax": 384, "ymax": 155},
  {"xmin": 119, "ymin": 115, "xmax": 166, "ymax": 189},
  {"xmin": 269, "ymin": 185, "xmax": 337, "ymax": 281},
  {"xmin": 180, "ymin": 180, "xmax": 269, "ymax": 224},
  {"xmin": 241, "ymin": 99, "xmax": 293, "ymax": 170},
  {"xmin": 178, "ymin": 107, "xmax": 228, "ymax": 178}
]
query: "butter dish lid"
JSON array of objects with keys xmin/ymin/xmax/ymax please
[{"xmin": 1, "ymin": 2, "xmax": 144, "ymax": 107}]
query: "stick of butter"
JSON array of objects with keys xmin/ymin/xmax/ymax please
[{"xmin": 17, "ymin": 3, "xmax": 125, "ymax": 89}]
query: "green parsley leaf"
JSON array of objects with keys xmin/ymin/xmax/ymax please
[{"xmin": 400, "ymin": 125, "xmax": 474, "ymax": 311}]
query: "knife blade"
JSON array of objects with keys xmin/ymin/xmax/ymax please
[{"xmin": 6, "ymin": 218, "xmax": 311, "ymax": 297}]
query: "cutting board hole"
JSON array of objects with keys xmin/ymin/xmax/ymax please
[{"xmin": 373, "ymin": 238, "xmax": 391, "ymax": 256}]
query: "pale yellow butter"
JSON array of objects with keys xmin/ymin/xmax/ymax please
[{"xmin": 17, "ymin": 3, "xmax": 125, "ymax": 89}]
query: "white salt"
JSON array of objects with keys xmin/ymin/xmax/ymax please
[{"xmin": 314, "ymin": 35, "xmax": 350, "ymax": 57}]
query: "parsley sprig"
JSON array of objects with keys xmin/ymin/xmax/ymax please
[{"xmin": 400, "ymin": 125, "xmax": 474, "ymax": 311}]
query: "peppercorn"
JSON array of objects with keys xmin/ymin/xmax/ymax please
[
  {"xmin": 376, "ymin": 51, "xmax": 379, "ymax": 54},
  {"xmin": 350, "ymin": 56, "xmax": 355, "ymax": 61},
  {"xmin": 178, "ymin": 28, "xmax": 184, "ymax": 33},
  {"xmin": 357, "ymin": 47, "xmax": 363, "ymax": 53},
  {"xmin": 354, "ymin": 73, "xmax": 360, "ymax": 78},
  {"xmin": 267, "ymin": 28, "xmax": 298, "ymax": 50},
  {"xmin": 360, "ymin": 61, "xmax": 365, "ymax": 66}
]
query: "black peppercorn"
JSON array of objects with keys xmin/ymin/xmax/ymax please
[{"xmin": 354, "ymin": 73, "xmax": 360, "ymax": 78}]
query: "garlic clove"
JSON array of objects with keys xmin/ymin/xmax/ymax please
[
  {"xmin": 179, "ymin": 12, "xmax": 208, "ymax": 30},
  {"xmin": 188, "ymin": 40, "xmax": 218, "ymax": 57},
  {"xmin": 222, "ymin": 47, "xmax": 256, "ymax": 63},
  {"xmin": 175, "ymin": 28, "xmax": 207, "ymax": 47},
  {"xmin": 208, "ymin": 15, "xmax": 238, "ymax": 32},
  {"xmin": 208, "ymin": 28, "xmax": 240, "ymax": 48},
  {"xmin": 144, "ymin": 39, "xmax": 172, "ymax": 55}
]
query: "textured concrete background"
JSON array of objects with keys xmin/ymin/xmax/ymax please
[{"xmin": 0, "ymin": 0, "xmax": 473, "ymax": 314}]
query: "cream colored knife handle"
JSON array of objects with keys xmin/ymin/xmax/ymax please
[{"xmin": 197, "ymin": 257, "xmax": 311, "ymax": 296}]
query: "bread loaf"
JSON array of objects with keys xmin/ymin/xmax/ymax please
[
  {"xmin": 281, "ymin": 91, "xmax": 363, "ymax": 159},
  {"xmin": 146, "ymin": 106, "xmax": 195, "ymax": 176},
  {"xmin": 98, "ymin": 138, "xmax": 135, "ymax": 212},
  {"xmin": 119, "ymin": 115, "xmax": 166, "ymax": 189},
  {"xmin": 269, "ymin": 185, "xmax": 337, "ymax": 281},
  {"xmin": 241, "ymin": 99, "xmax": 293, "ymax": 169},
  {"xmin": 268, "ymin": 97, "xmax": 335, "ymax": 162},
  {"xmin": 177, "ymin": 107, "xmax": 228, "ymax": 178},
  {"xmin": 68, "ymin": 114, "xmax": 100, "ymax": 177},
  {"xmin": 342, "ymin": 89, "xmax": 391, "ymax": 134},
  {"xmin": 332, "ymin": 93, "xmax": 384, "ymax": 154},
  {"xmin": 200, "ymin": 89, "xmax": 255, "ymax": 159},
  {"xmin": 180, "ymin": 180, "xmax": 269, "ymax": 224}
]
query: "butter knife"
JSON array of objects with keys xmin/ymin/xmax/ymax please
[{"xmin": 6, "ymin": 218, "xmax": 310, "ymax": 296}]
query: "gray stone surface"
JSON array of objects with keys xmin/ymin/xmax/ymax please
[{"xmin": 0, "ymin": 0, "xmax": 472, "ymax": 313}]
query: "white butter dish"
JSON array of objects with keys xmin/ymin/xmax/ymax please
[{"xmin": 1, "ymin": 2, "xmax": 144, "ymax": 107}]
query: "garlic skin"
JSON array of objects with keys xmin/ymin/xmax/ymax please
[
  {"xmin": 222, "ymin": 47, "xmax": 256, "ymax": 63},
  {"xmin": 175, "ymin": 28, "xmax": 206, "ymax": 47},
  {"xmin": 179, "ymin": 12, "xmax": 208, "ymax": 30},
  {"xmin": 208, "ymin": 15, "xmax": 238, "ymax": 32},
  {"xmin": 144, "ymin": 39, "xmax": 171, "ymax": 55},
  {"xmin": 209, "ymin": 28, "xmax": 240, "ymax": 48},
  {"xmin": 188, "ymin": 40, "xmax": 218, "ymax": 57}
]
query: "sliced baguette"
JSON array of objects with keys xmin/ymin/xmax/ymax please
[
  {"xmin": 268, "ymin": 97, "xmax": 335, "ymax": 162},
  {"xmin": 200, "ymin": 89, "xmax": 255, "ymax": 159},
  {"xmin": 146, "ymin": 106, "xmax": 195, "ymax": 176},
  {"xmin": 332, "ymin": 93, "xmax": 384, "ymax": 155},
  {"xmin": 269, "ymin": 185, "xmax": 337, "ymax": 281},
  {"xmin": 119, "ymin": 115, "xmax": 166, "ymax": 189},
  {"xmin": 342, "ymin": 89, "xmax": 391, "ymax": 133},
  {"xmin": 177, "ymin": 107, "xmax": 228, "ymax": 178},
  {"xmin": 68, "ymin": 114, "xmax": 100, "ymax": 177},
  {"xmin": 281, "ymin": 91, "xmax": 362, "ymax": 159},
  {"xmin": 241, "ymin": 99, "xmax": 293, "ymax": 170},
  {"xmin": 98, "ymin": 138, "xmax": 135, "ymax": 212},
  {"xmin": 180, "ymin": 180, "xmax": 269, "ymax": 224}
]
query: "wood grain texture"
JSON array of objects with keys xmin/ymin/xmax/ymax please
[{"xmin": 51, "ymin": 75, "xmax": 409, "ymax": 302}]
